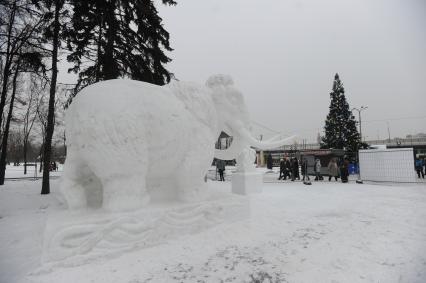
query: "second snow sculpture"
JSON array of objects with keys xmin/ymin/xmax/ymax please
[{"xmin": 62, "ymin": 75, "xmax": 292, "ymax": 211}]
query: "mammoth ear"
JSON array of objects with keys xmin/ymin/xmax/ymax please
[{"xmin": 206, "ymin": 74, "xmax": 234, "ymax": 89}]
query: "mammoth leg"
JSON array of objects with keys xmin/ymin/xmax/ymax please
[
  {"xmin": 101, "ymin": 173, "xmax": 149, "ymax": 212},
  {"xmin": 87, "ymin": 149, "xmax": 150, "ymax": 212},
  {"xmin": 61, "ymin": 150, "xmax": 90, "ymax": 209},
  {"xmin": 81, "ymin": 117, "xmax": 151, "ymax": 211},
  {"xmin": 175, "ymin": 142, "xmax": 212, "ymax": 202}
]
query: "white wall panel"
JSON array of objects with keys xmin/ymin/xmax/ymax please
[{"xmin": 359, "ymin": 148, "xmax": 416, "ymax": 183}]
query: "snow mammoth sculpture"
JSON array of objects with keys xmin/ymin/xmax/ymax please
[{"xmin": 61, "ymin": 75, "xmax": 293, "ymax": 211}]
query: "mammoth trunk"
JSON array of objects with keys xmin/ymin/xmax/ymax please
[
  {"xmin": 226, "ymin": 124, "xmax": 296, "ymax": 151},
  {"xmin": 214, "ymin": 127, "xmax": 296, "ymax": 161}
]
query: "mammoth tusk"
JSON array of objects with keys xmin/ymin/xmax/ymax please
[
  {"xmin": 263, "ymin": 133, "xmax": 289, "ymax": 143},
  {"xmin": 239, "ymin": 128, "xmax": 296, "ymax": 150}
]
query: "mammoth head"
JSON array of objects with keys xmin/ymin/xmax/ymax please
[
  {"xmin": 207, "ymin": 74, "xmax": 250, "ymax": 136},
  {"xmin": 207, "ymin": 74, "xmax": 296, "ymax": 161}
]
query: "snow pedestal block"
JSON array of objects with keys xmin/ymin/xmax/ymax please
[
  {"xmin": 232, "ymin": 172, "xmax": 263, "ymax": 195},
  {"xmin": 41, "ymin": 192, "xmax": 249, "ymax": 268}
]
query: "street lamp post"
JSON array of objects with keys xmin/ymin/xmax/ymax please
[
  {"xmin": 352, "ymin": 106, "xmax": 368, "ymax": 143},
  {"xmin": 351, "ymin": 106, "xmax": 368, "ymax": 184},
  {"xmin": 387, "ymin": 121, "xmax": 391, "ymax": 143}
]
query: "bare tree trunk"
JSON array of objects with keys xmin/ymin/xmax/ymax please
[
  {"xmin": 63, "ymin": 131, "xmax": 66, "ymax": 156},
  {"xmin": 42, "ymin": 0, "xmax": 62, "ymax": 194},
  {"xmin": 0, "ymin": 64, "xmax": 19, "ymax": 185},
  {"xmin": 0, "ymin": 1, "xmax": 17, "ymax": 133},
  {"xmin": 23, "ymin": 79, "xmax": 39, "ymax": 174},
  {"xmin": 0, "ymin": 59, "xmax": 12, "ymax": 133},
  {"xmin": 23, "ymin": 139, "xmax": 28, "ymax": 174},
  {"xmin": 38, "ymin": 143, "xmax": 43, "ymax": 173}
]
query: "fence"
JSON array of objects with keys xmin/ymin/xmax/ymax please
[{"xmin": 359, "ymin": 148, "xmax": 416, "ymax": 182}]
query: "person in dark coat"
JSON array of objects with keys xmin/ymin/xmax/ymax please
[
  {"xmin": 266, "ymin": 153, "xmax": 273, "ymax": 170},
  {"xmin": 284, "ymin": 158, "xmax": 291, "ymax": 180},
  {"xmin": 278, "ymin": 158, "xmax": 285, "ymax": 180},
  {"xmin": 301, "ymin": 158, "xmax": 310, "ymax": 181},
  {"xmin": 294, "ymin": 158, "xmax": 300, "ymax": 180},
  {"xmin": 340, "ymin": 158, "xmax": 350, "ymax": 183},
  {"xmin": 415, "ymin": 158, "xmax": 424, "ymax": 179},
  {"xmin": 291, "ymin": 158, "xmax": 299, "ymax": 181},
  {"xmin": 424, "ymin": 158, "xmax": 426, "ymax": 178},
  {"xmin": 216, "ymin": 159, "xmax": 226, "ymax": 181}
]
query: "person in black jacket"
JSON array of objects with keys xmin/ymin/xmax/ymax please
[
  {"xmin": 340, "ymin": 158, "xmax": 350, "ymax": 183},
  {"xmin": 415, "ymin": 158, "xmax": 424, "ymax": 179},
  {"xmin": 301, "ymin": 158, "xmax": 310, "ymax": 181},
  {"xmin": 291, "ymin": 158, "xmax": 299, "ymax": 181},
  {"xmin": 284, "ymin": 158, "xmax": 291, "ymax": 180},
  {"xmin": 423, "ymin": 158, "xmax": 426, "ymax": 176},
  {"xmin": 294, "ymin": 158, "xmax": 300, "ymax": 180},
  {"xmin": 278, "ymin": 158, "xmax": 286, "ymax": 180},
  {"xmin": 216, "ymin": 159, "xmax": 226, "ymax": 181},
  {"xmin": 266, "ymin": 153, "xmax": 273, "ymax": 170}
]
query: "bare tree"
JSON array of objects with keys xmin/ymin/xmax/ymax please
[
  {"xmin": 15, "ymin": 74, "xmax": 46, "ymax": 173},
  {"xmin": 36, "ymin": 92, "xmax": 47, "ymax": 173},
  {"xmin": 6, "ymin": 129, "xmax": 23, "ymax": 165},
  {"xmin": 41, "ymin": 0, "xmax": 65, "ymax": 194},
  {"xmin": 0, "ymin": 54, "xmax": 21, "ymax": 184},
  {"xmin": 0, "ymin": 0, "xmax": 46, "ymax": 135},
  {"xmin": 36, "ymin": 84, "xmax": 66, "ymax": 173},
  {"xmin": 0, "ymin": 0, "xmax": 47, "ymax": 184},
  {"xmin": 51, "ymin": 84, "xmax": 69, "ymax": 160}
]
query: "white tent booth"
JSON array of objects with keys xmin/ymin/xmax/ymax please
[{"xmin": 359, "ymin": 147, "xmax": 416, "ymax": 183}]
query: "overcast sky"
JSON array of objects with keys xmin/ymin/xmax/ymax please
[{"xmin": 60, "ymin": 0, "xmax": 426, "ymax": 143}]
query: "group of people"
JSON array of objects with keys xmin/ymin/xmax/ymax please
[
  {"xmin": 415, "ymin": 158, "xmax": 425, "ymax": 179},
  {"xmin": 279, "ymin": 156, "xmax": 351, "ymax": 183},
  {"xmin": 215, "ymin": 155, "xmax": 425, "ymax": 183},
  {"xmin": 49, "ymin": 161, "xmax": 58, "ymax": 172},
  {"xmin": 278, "ymin": 157, "xmax": 300, "ymax": 181}
]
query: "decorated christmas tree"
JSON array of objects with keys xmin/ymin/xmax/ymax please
[{"xmin": 321, "ymin": 73, "xmax": 360, "ymax": 152}]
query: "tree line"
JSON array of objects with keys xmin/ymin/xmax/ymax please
[{"xmin": 0, "ymin": 0, "xmax": 176, "ymax": 193}]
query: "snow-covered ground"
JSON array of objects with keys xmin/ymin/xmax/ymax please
[
  {"xmin": 4, "ymin": 164, "xmax": 63, "ymax": 179},
  {"xmin": 1, "ymin": 169, "xmax": 425, "ymax": 283}
]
